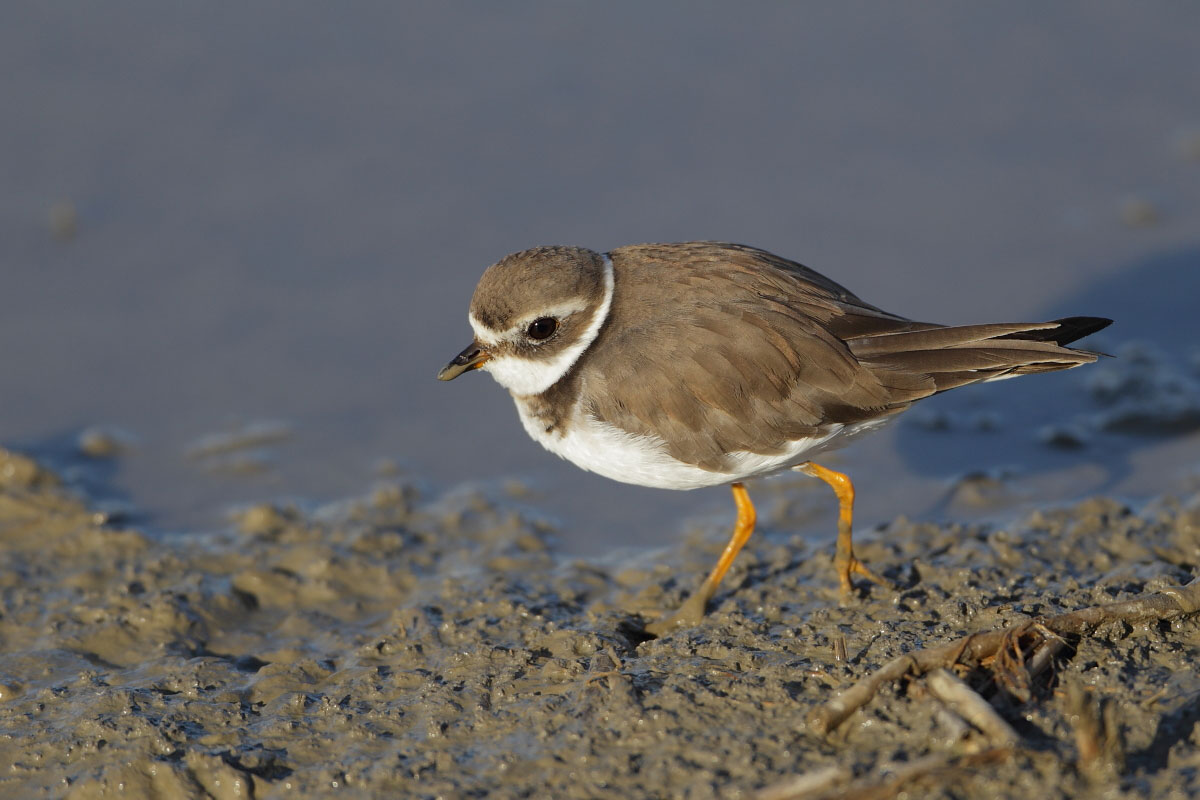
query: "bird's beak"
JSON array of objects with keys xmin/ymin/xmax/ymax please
[{"xmin": 437, "ymin": 341, "xmax": 491, "ymax": 381}]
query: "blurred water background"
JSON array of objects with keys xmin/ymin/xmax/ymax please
[{"xmin": 4, "ymin": 3, "xmax": 1199, "ymax": 553}]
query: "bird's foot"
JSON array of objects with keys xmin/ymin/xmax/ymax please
[
  {"xmin": 838, "ymin": 554, "xmax": 895, "ymax": 599},
  {"xmin": 643, "ymin": 586, "xmax": 710, "ymax": 637}
]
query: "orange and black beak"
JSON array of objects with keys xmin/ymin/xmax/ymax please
[{"xmin": 437, "ymin": 341, "xmax": 490, "ymax": 381}]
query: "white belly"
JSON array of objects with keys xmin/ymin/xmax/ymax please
[{"xmin": 514, "ymin": 397, "xmax": 850, "ymax": 490}]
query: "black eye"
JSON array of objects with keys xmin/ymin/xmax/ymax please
[{"xmin": 526, "ymin": 317, "xmax": 558, "ymax": 341}]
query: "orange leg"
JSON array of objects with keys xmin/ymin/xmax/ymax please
[
  {"xmin": 797, "ymin": 461, "xmax": 893, "ymax": 596},
  {"xmin": 645, "ymin": 483, "xmax": 756, "ymax": 636}
]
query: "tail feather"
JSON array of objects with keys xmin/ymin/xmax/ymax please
[
  {"xmin": 997, "ymin": 316, "xmax": 1112, "ymax": 346},
  {"xmin": 846, "ymin": 316, "xmax": 1112, "ymax": 401},
  {"xmin": 847, "ymin": 322, "xmax": 1058, "ymax": 357}
]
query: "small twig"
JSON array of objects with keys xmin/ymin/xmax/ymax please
[
  {"xmin": 756, "ymin": 765, "xmax": 849, "ymax": 800},
  {"xmin": 757, "ymin": 748, "xmax": 1012, "ymax": 800},
  {"xmin": 839, "ymin": 748, "xmax": 1011, "ymax": 800},
  {"xmin": 926, "ymin": 669, "xmax": 1019, "ymax": 747},
  {"xmin": 1067, "ymin": 682, "xmax": 1103, "ymax": 768},
  {"xmin": 1140, "ymin": 685, "xmax": 1170, "ymax": 710},
  {"xmin": 990, "ymin": 624, "xmax": 1034, "ymax": 701},
  {"xmin": 1066, "ymin": 682, "xmax": 1125, "ymax": 780},
  {"xmin": 932, "ymin": 701, "xmax": 972, "ymax": 746},
  {"xmin": 809, "ymin": 578, "xmax": 1200, "ymax": 735},
  {"xmin": 1099, "ymin": 697, "xmax": 1125, "ymax": 775},
  {"xmin": 990, "ymin": 621, "xmax": 1066, "ymax": 702},
  {"xmin": 1025, "ymin": 623, "xmax": 1068, "ymax": 680}
]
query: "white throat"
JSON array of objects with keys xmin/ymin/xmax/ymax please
[{"xmin": 475, "ymin": 256, "xmax": 614, "ymax": 397}]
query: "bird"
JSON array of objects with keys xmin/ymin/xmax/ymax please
[{"xmin": 437, "ymin": 242, "xmax": 1111, "ymax": 635}]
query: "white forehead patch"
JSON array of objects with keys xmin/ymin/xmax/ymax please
[
  {"xmin": 477, "ymin": 256, "xmax": 614, "ymax": 397},
  {"xmin": 468, "ymin": 313, "xmax": 503, "ymax": 346}
]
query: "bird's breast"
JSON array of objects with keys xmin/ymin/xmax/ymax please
[{"xmin": 511, "ymin": 395, "xmax": 848, "ymax": 491}]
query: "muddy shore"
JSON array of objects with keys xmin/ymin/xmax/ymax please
[{"xmin": 1, "ymin": 446, "xmax": 1198, "ymax": 799}]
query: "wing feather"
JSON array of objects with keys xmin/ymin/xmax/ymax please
[{"xmin": 574, "ymin": 243, "xmax": 1107, "ymax": 472}]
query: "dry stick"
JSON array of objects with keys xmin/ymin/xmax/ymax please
[
  {"xmin": 756, "ymin": 765, "xmax": 849, "ymax": 800},
  {"xmin": 1066, "ymin": 682, "xmax": 1104, "ymax": 770},
  {"xmin": 991, "ymin": 621, "xmax": 1064, "ymax": 702},
  {"xmin": 1065, "ymin": 681, "xmax": 1126, "ymax": 779},
  {"xmin": 932, "ymin": 702, "xmax": 972, "ymax": 745},
  {"xmin": 1024, "ymin": 624, "xmax": 1068, "ymax": 680},
  {"xmin": 809, "ymin": 578, "xmax": 1200, "ymax": 736},
  {"xmin": 926, "ymin": 668, "xmax": 1020, "ymax": 747},
  {"xmin": 835, "ymin": 748, "xmax": 1011, "ymax": 800},
  {"xmin": 757, "ymin": 748, "xmax": 1012, "ymax": 800}
]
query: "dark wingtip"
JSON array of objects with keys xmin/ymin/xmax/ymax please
[
  {"xmin": 999, "ymin": 316, "xmax": 1112, "ymax": 346},
  {"xmin": 1046, "ymin": 316, "xmax": 1113, "ymax": 346}
]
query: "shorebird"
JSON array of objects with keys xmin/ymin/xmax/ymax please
[{"xmin": 438, "ymin": 242, "xmax": 1110, "ymax": 634}]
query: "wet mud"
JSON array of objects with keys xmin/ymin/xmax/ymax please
[{"xmin": 2, "ymin": 447, "xmax": 1199, "ymax": 798}]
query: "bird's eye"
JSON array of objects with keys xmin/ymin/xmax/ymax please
[{"xmin": 526, "ymin": 317, "xmax": 558, "ymax": 341}]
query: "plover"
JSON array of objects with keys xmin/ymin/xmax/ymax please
[{"xmin": 438, "ymin": 242, "xmax": 1110, "ymax": 634}]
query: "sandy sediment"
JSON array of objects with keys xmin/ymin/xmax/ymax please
[{"xmin": 1, "ymin": 446, "xmax": 1199, "ymax": 799}]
